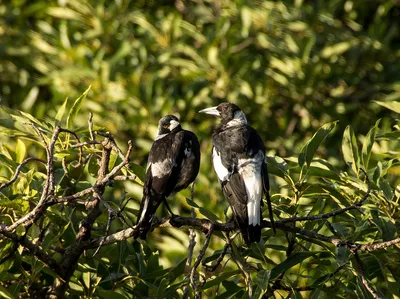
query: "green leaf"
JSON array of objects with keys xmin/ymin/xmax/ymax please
[
  {"xmin": 16, "ymin": 139, "xmax": 26, "ymax": 163},
  {"xmin": 186, "ymin": 198, "xmax": 220, "ymax": 220},
  {"xmin": 157, "ymin": 277, "xmax": 169, "ymax": 299},
  {"xmin": 254, "ymin": 270, "xmax": 271, "ymax": 299},
  {"xmin": 199, "ymin": 206, "xmax": 220, "ymax": 221},
  {"xmin": 374, "ymin": 100, "xmax": 400, "ymax": 113},
  {"xmin": 270, "ymin": 252, "xmax": 318, "ymax": 280},
  {"xmin": 298, "ymin": 121, "xmax": 338, "ymax": 168},
  {"xmin": 379, "ymin": 178, "xmax": 394, "ymax": 201},
  {"xmin": 266, "ymin": 155, "xmax": 289, "ymax": 178},
  {"xmin": 97, "ymin": 289, "xmax": 129, "ymax": 299},
  {"xmin": 199, "ymin": 270, "xmax": 241, "ymax": 290},
  {"xmin": 0, "ymin": 285, "xmax": 13, "ymax": 299},
  {"xmin": 342, "ymin": 125, "xmax": 360, "ymax": 175},
  {"xmin": 19, "ymin": 110, "xmax": 46, "ymax": 128},
  {"xmin": 321, "ymin": 40, "xmax": 358, "ymax": 58},
  {"xmin": 216, "ymin": 280, "xmax": 243, "ymax": 299},
  {"xmin": 55, "ymin": 97, "xmax": 69, "ymax": 125},
  {"xmin": 362, "ymin": 119, "xmax": 380, "ymax": 170},
  {"xmin": 336, "ymin": 246, "xmax": 350, "ymax": 266},
  {"xmin": 186, "ymin": 198, "xmax": 200, "ymax": 208},
  {"xmin": 130, "ymin": 162, "xmax": 146, "ymax": 183},
  {"xmin": 66, "ymin": 86, "xmax": 91, "ymax": 129}
]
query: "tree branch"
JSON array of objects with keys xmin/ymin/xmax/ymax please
[
  {"xmin": 190, "ymin": 223, "xmax": 214, "ymax": 299},
  {"xmin": 279, "ymin": 168, "xmax": 370, "ymax": 223},
  {"xmin": 0, "ymin": 157, "xmax": 46, "ymax": 192},
  {"xmin": 353, "ymin": 253, "xmax": 382, "ymax": 299}
]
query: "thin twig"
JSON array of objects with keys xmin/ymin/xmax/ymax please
[
  {"xmin": 279, "ymin": 169, "xmax": 370, "ymax": 223},
  {"xmin": 25, "ymin": 123, "xmax": 48, "ymax": 147},
  {"xmin": 203, "ymin": 242, "xmax": 230, "ymax": 272},
  {"xmin": 88, "ymin": 112, "xmax": 96, "ymax": 148},
  {"xmin": 183, "ymin": 209, "xmax": 197, "ymax": 299},
  {"xmin": 353, "ymin": 253, "xmax": 382, "ymax": 299},
  {"xmin": 113, "ymin": 175, "xmax": 137, "ymax": 181},
  {"xmin": 71, "ymin": 141, "xmax": 101, "ymax": 148},
  {"xmin": 92, "ymin": 208, "xmax": 114, "ymax": 257},
  {"xmin": 0, "ymin": 241, "xmax": 19, "ymax": 265},
  {"xmin": 190, "ymin": 223, "xmax": 214, "ymax": 299},
  {"xmin": 0, "ymin": 157, "xmax": 46, "ymax": 191},
  {"xmin": 226, "ymin": 233, "xmax": 253, "ymax": 298},
  {"xmin": 59, "ymin": 128, "xmax": 83, "ymax": 168}
]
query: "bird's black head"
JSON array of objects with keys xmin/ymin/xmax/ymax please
[
  {"xmin": 199, "ymin": 102, "xmax": 247, "ymax": 125},
  {"xmin": 157, "ymin": 115, "xmax": 181, "ymax": 137}
]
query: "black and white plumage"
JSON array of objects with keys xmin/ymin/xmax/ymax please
[
  {"xmin": 199, "ymin": 103, "xmax": 275, "ymax": 244},
  {"xmin": 134, "ymin": 115, "xmax": 201, "ymax": 239}
]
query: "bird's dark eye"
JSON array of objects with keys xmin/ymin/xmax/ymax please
[{"xmin": 163, "ymin": 124, "xmax": 169, "ymax": 128}]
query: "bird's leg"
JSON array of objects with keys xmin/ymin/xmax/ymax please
[{"xmin": 163, "ymin": 198, "xmax": 177, "ymax": 218}]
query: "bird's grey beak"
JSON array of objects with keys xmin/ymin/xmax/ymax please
[{"xmin": 199, "ymin": 106, "xmax": 220, "ymax": 117}]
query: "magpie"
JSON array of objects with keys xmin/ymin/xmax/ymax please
[
  {"xmin": 134, "ymin": 115, "xmax": 201, "ymax": 239},
  {"xmin": 199, "ymin": 102, "xmax": 275, "ymax": 244}
]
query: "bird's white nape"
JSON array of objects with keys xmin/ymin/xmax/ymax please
[
  {"xmin": 226, "ymin": 110, "xmax": 248, "ymax": 127},
  {"xmin": 155, "ymin": 133, "xmax": 167, "ymax": 140},
  {"xmin": 169, "ymin": 120, "xmax": 180, "ymax": 131}
]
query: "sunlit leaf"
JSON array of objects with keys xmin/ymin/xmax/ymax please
[
  {"xmin": 342, "ymin": 125, "xmax": 360, "ymax": 175},
  {"xmin": 67, "ymin": 86, "xmax": 91, "ymax": 129},
  {"xmin": 16, "ymin": 139, "xmax": 26, "ymax": 163},
  {"xmin": 266, "ymin": 155, "xmax": 289, "ymax": 178},
  {"xmin": 362, "ymin": 119, "xmax": 380, "ymax": 170},
  {"xmin": 375, "ymin": 100, "xmax": 400, "ymax": 113},
  {"xmin": 298, "ymin": 121, "xmax": 338, "ymax": 168},
  {"xmin": 55, "ymin": 97, "xmax": 69, "ymax": 125}
]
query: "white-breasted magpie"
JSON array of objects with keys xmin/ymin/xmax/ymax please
[
  {"xmin": 134, "ymin": 115, "xmax": 201, "ymax": 239},
  {"xmin": 199, "ymin": 102, "xmax": 275, "ymax": 244}
]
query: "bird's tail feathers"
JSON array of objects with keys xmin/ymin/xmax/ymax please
[
  {"xmin": 238, "ymin": 223, "xmax": 261, "ymax": 245},
  {"xmin": 265, "ymin": 192, "xmax": 276, "ymax": 234},
  {"xmin": 134, "ymin": 194, "xmax": 162, "ymax": 240}
]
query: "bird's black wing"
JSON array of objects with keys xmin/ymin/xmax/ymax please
[
  {"xmin": 173, "ymin": 130, "xmax": 201, "ymax": 193},
  {"xmin": 249, "ymin": 127, "xmax": 276, "ymax": 234},
  {"xmin": 221, "ymin": 173, "xmax": 259, "ymax": 245},
  {"xmin": 135, "ymin": 133, "xmax": 185, "ymax": 239},
  {"xmin": 213, "ymin": 126, "xmax": 262, "ymax": 244}
]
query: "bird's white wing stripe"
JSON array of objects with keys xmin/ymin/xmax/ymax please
[
  {"xmin": 212, "ymin": 147, "xmax": 230, "ymax": 181},
  {"xmin": 151, "ymin": 159, "xmax": 173, "ymax": 178},
  {"xmin": 137, "ymin": 196, "xmax": 149, "ymax": 225}
]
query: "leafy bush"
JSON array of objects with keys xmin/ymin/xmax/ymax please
[{"xmin": 0, "ymin": 93, "xmax": 399, "ymax": 298}]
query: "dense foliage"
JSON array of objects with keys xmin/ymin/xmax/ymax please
[{"xmin": 1, "ymin": 0, "xmax": 400, "ymax": 298}]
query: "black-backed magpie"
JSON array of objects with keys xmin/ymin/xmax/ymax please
[
  {"xmin": 199, "ymin": 103, "xmax": 275, "ymax": 244},
  {"xmin": 134, "ymin": 115, "xmax": 201, "ymax": 239}
]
